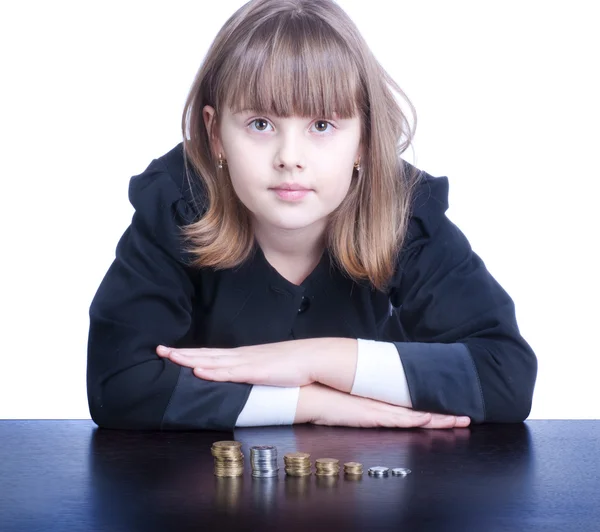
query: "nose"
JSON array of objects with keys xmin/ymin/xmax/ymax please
[{"xmin": 274, "ymin": 126, "xmax": 306, "ymax": 172}]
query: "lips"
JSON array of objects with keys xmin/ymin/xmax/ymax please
[
  {"xmin": 271, "ymin": 184, "xmax": 312, "ymax": 191},
  {"xmin": 273, "ymin": 187, "xmax": 310, "ymax": 191},
  {"xmin": 271, "ymin": 188, "xmax": 312, "ymax": 201}
]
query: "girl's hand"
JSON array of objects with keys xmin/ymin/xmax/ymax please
[
  {"xmin": 156, "ymin": 341, "xmax": 317, "ymax": 387},
  {"xmin": 296, "ymin": 383, "xmax": 471, "ymax": 429}
]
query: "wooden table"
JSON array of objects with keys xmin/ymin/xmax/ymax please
[{"xmin": 0, "ymin": 420, "xmax": 597, "ymax": 531}]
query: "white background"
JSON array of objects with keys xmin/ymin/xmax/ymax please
[{"xmin": 1, "ymin": 1, "xmax": 598, "ymax": 419}]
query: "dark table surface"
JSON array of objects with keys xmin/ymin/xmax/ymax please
[{"xmin": 0, "ymin": 420, "xmax": 598, "ymax": 532}]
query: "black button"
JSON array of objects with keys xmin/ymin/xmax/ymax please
[{"xmin": 298, "ymin": 296, "xmax": 311, "ymax": 314}]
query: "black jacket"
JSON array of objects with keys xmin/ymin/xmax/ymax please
[{"xmin": 86, "ymin": 143, "xmax": 537, "ymax": 430}]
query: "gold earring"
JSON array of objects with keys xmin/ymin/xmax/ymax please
[
  {"xmin": 217, "ymin": 152, "xmax": 226, "ymax": 169},
  {"xmin": 353, "ymin": 155, "xmax": 361, "ymax": 172}
]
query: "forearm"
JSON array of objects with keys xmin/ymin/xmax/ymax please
[
  {"xmin": 293, "ymin": 383, "xmax": 470, "ymax": 429},
  {"xmin": 308, "ymin": 338, "xmax": 412, "ymax": 409},
  {"xmin": 294, "ymin": 384, "xmax": 318, "ymax": 423},
  {"xmin": 309, "ymin": 337, "xmax": 358, "ymax": 392},
  {"xmin": 294, "ymin": 383, "xmax": 399, "ymax": 424}
]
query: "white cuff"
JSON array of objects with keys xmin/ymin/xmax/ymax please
[
  {"xmin": 235, "ymin": 385, "xmax": 301, "ymax": 427},
  {"xmin": 350, "ymin": 338, "xmax": 412, "ymax": 407}
]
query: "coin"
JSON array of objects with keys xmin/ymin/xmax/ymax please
[
  {"xmin": 212, "ymin": 440, "xmax": 244, "ymax": 477},
  {"xmin": 250, "ymin": 445, "xmax": 279, "ymax": 478},
  {"xmin": 315, "ymin": 458, "xmax": 340, "ymax": 477},
  {"xmin": 284, "ymin": 452, "xmax": 310, "ymax": 460},
  {"xmin": 391, "ymin": 468, "xmax": 411, "ymax": 477},
  {"xmin": 284, "ymin": 451, "xmax": 311, "ymax": 476},
  {"xmin": 343, "ymin": 461, "xmax": 363, "ymax": 475},
  {"xmin": 368, "ymin": 466, "xmax": 389, "ymax": 477},
  {"xmin": 213, "ymin": 441, "xmax": 242, "ymax": 448}
]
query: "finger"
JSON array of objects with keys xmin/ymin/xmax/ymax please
[
  {"xmin": 178, "ymin": 354, "xmax": 242, "ymax": 369},
  {"xmin": 156, "ymin": 346, "xmax": 240, "ymax": 358},
  {"xmin": 420, "ymin": 414, "xmax": 461, "ymax": 430},
  {"xmin": 455, "ymin": 416, "xmax": 471, "ymax": 428},
  {"xmin": 163, "ymin": 351, "xmax": 197, "ymax": 369},
  {"xmin": 194, "ymin": 365, "xmax": 261, "ymax": 383},
  {"xmin": 159, "ymin": 349, "xmax": 243, "ymax": 370},
  {"xmin": 424, "ymin": 415, "xmax": 471, "ymax": 429},
  {"xmin": 390, "ymin": 411, "xmax": 433, "ymax": 428},
  {"xmin": 177, "ymin": 347, "xmax": 241, "ymax": 357}
]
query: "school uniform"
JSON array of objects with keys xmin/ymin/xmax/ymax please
[{"xmin": 86, "ymin": 142, "xmax": 537, "ymax": 431}]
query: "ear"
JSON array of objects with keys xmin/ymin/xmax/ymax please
[
  {"xmin": 202, "ymin": 105, "xmax": 223, "ymax": 158},
  {"xmin": 356, "ymin": 140, "xmax": 365, "ymax": 163}
]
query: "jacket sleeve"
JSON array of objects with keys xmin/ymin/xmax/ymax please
[
  {"xmin": 387, "ymin": 172, "xmax": 537, "ymax": 423},
  {"xmin": 86, "ymin": 157, "xmax": 251, "ymax": 431}
]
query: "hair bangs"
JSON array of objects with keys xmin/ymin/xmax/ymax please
[{"xmin": 220, "ymin": 15, "xmax": 364, "ymax": 120}]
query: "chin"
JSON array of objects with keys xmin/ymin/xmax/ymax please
[{"xmin": 269, "ymin": 217, "xmax": 321, "ymax": 231}]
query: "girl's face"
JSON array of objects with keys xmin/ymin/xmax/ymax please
[{"xmin": 203, "ymin": 104, "xmax": 362, "ymax": 235}]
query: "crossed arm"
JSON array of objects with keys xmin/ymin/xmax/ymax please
[{"xmin": 156, "ymin": 337, "xmax": 472, "ymax": 430}]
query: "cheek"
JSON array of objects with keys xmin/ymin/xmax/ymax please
[
  {"xmin": 322, "ymin": 173, "xmax": 353, "ymax": 206},
  {"xmin": 228, "ymin": 170, "xmax": 260, "ymax": 209}
]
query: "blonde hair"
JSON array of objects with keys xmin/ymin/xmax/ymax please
[{"xmin": 180, "ymin": 0, "xmax": 420, "ymax": 292}]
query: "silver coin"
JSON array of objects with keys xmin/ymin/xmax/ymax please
[
  {"xmin": 368, "ymin": 467, "xmax": 389, "ymax": 473},
  {"xmin": 368, "ymin": 466, "xmax": 389, "ymax": 477},
  {"xmin": 391, "ymin": 468, "xmax": 411, "ymax": 476},
  {"xmin": 252, "ymin": 469, "xmax": 279, "ymax": 478}
]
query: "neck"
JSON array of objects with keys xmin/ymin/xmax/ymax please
[{"xmin": 252, "ymin": 218, "xmax": 327, "ymax": 262}]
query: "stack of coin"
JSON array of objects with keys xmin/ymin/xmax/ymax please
[
  {"xmin": 211, "ymin": 440, "xmax": 244, "ymax": 477},
  {"xmin": 343, "ymin": 461, "xmax": 363, "ymax": 476},
  {"xmin": 391, "ymin": 467, "xmax": 411, "ymax": 477},
  {"xmin": 284, "ymin": 452, "xmax": 312, "ymax": 476},
  {"xmin": 368, "ymin": 466, "xmax": 389, "ymax": 478},
  {"xmin": 250, "ymin": 445, "xmax": 279, "ymax": 478},
  {"xmin": 315, "ymin": 458, "xmax": 340, "ymax": 476}
]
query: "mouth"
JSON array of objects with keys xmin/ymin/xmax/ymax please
[
  {"xmin": 270, "ymin": 188, "xmax": 313, "ymax": 201},
  {"xmin": 270, "ymin": 185, "xmax": 313, "ymax": 192}
]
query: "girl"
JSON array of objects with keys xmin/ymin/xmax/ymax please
[{"xmin": 87, "ymin": 0, "xmax": 537, "ymax": 431}]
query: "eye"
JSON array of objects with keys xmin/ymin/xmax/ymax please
[
  {"xmin": 246, "ymin": 118, "xmax": 335, "ymax": 134},
  {"xmin": 313, "ymin": 120, "xmax": 334, "ymax": 133},
  {"xmin": 249, "ymin": 118, "xmax": 271, "ymax": 132}
]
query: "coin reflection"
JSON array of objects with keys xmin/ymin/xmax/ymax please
[
  {"xmin": 284, "ymin": 474, "xmax": 311, "ymax": 499},
  {"xmin": 315, "ymin": 475, "xmax": 339, "ymax": 490},
  {"xmin": 344, "ymin": 473, "xmax": 363, "ymax": 482},
  {"xmin": 214, "ymin": 476, "xmax": 243, "ymax": 514},
  {"xmin": 251, "ymin": 475, "xmax": 278, "ymax": 514}
]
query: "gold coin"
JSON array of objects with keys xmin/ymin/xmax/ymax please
[
  {"xmin": 212, "ymin": 440, "xmax": 242, "ymax": 448},
  {"xmin": 315, "ymin": 458, "xmax": 339, "ymax": 464},
  {"xmin": 212, "ymin": 447, "xmax": 241, "ymax": 455},
  {"xmin": 211, "ymin": 447, "xmax": 243, "ymax": 453},
  {"xmin": 212, "ymin": 452, "xmax": 243, "ymax": 458},
  {"xmin": 285, "ymin": 468, "xmax": 312, "ymax": 477},
  {"xmin": 284, "ymin": 452, "xmax": 310, "ymax": 459}
]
